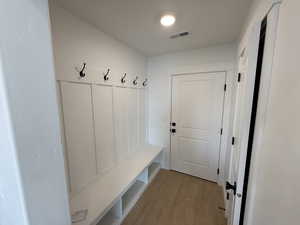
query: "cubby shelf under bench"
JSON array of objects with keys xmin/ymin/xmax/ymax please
[{"xmin": 71, "ymin": 145, "xmax": 163, "ymax": 225}]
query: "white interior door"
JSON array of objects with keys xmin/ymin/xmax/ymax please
[{"xmin": 171, "ymin": 72, "xmax": 226, "ymax": 182}]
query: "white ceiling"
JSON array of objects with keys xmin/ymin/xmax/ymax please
[{"xmin": 54, "ymin": 0, "xmax": 252, "ymax": 56}]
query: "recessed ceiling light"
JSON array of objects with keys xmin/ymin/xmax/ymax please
[{"xmin": 160, "ymin": 14, "xmax": 176, "ymax": 27}]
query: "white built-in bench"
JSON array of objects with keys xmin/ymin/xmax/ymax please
[{"xmin": 71, "ymin": 145, "xmax": 163, "ymax": 225}]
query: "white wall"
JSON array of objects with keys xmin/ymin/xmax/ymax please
[
  {"xmin": 239, "ymin": 0, "xmax": 279, "ymax": 53},
  {"xmin": 0, "ymin": 1, "xmax": 70, "ymax": 225},
  {"xmin": 147, "ymin": 44, "xmax": 237, "ymax": 184},
  {"xmin": 238, "ymin": 0, "xmax": 300, "ymax": 224},
  {"xmin": 0, "ymin": 52, "xmax": 29, "ymax": 225},
  {"xmin": 49, "ymin": 2, "xmax": 147, "ymax": 83}
]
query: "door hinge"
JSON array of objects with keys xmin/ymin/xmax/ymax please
[
  {"xmin": 224, "ymin": 84, "xmax": 227, "ymax": 91},
  {"xmin": 238, "ymin": 73, "xmax": 242, "ymax": 82},
  {"xmin": 232, "ymin": 136, "xmax": 235, "ymax": 145},
  {"xmin": 170, "ymin": 128, "xmax": 176, "ymax": 133},
  {"xmin": 220, "ymin": 128, "xmax": 223, "ymax": 135},
  {"xmin": 226, "ymin": 192, "xmax": 230, "ymax": 200},
  {"xmin": 217, "ymin": 168, "xmax": 220, "ymax": 175}
]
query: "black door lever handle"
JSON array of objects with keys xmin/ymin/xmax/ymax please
[{"xmin": 170, "ymin": 128, "xmax": 176, "ymax": 133}]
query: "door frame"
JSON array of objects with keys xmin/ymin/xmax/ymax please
[
  {"xmin": 226, "ymin": 48, "xmax": 248, "ymax": 224},
  {"xmin": 228, "ymin": 2, "xmax": 281, "ymax": 225},
  {"xmin": 169, "ymin": 69, "xmax": 235, "ymax": 189},
  {"xmin": 240, "ymin": 4, "xmax": 281, "ymax": 225}
]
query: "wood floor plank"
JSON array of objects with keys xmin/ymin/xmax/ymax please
[{"xmin": 121, "ymin": 169, "xmax": 227, "ymax": 225}]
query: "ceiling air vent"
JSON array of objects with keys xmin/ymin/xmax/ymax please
[{"xmin": 170, "ymin": 31, "xmax": 190, "ymax": 39}]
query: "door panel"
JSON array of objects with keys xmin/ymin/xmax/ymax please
[
  {"xmin": 92, "ymin": 85, "xmax": 116, "ymax": 174},
  {"xmin": 179, "ymin": 81, "xmax": 212, "ymax": 129},
  {"xmin": 60, "ymin": 82, "xmax": 97, "ymax": 194},
  {"xmin": 171, "ymin": 72, "xmax": 225, "ymax": 182},
  {"xmin": 179, "ymin": 137, "xmax": 209, "ymax": 166}
]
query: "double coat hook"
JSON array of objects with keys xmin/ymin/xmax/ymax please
[
  {"xmin": 133, "ymin": 76, "xmax": 138, "ymax": 85},
  {"xmin": 77, "ymin": 62, "xmax": 87, "ymax": 78},
  {"xmin": 121, "ymin": 73, "xmax": 127, "ymax": 83},
  {"xmin": 104, "ymin": 68, "xmax": 110, "ymax": 81},
  {"xmin": 142, "ymin": 78, "xmax": 148, "ymax": 87}
]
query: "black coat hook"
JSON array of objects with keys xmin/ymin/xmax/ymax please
[
  {"xmin": 133, "ymin": 76, "xmax": 138, "ymax": 85},
  {"xmin": 79, "ymin": 63, "xmax": 87, "ymax": 78},
  {"xmin": 121, "ymin": 73, "xmax": 127, "ymax": 83},
  {"xmin": 104, "ymin": 68, "xmax": 110, "ymax": 81},
  {"xmin": 142, "ymin": 78, "xmax": 148, "ymax": 87}
]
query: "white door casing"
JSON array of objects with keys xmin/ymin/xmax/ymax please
[
  {"xmin": 171, "ymin": 72, "xmax": 226, "ymax": 182},
  {"xmin": 229, "ymin": 4, "xmax": 280, "ymax": 224},
  {"xmin": 228, "ymin": 50, "xmax": 249, "ymax": 225},
  {"xmin": 229, "ymin": 22, "xmax": 261, "ymax": 225}
]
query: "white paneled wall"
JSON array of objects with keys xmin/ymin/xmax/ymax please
[
  {"xmin": 127, "ymin": 88, "xmax": 139, "ymax": 153},
  {"xmin": 60, "ymin": 81, "xmax": 147, "ymax": 196},
  {"xmin": 92, "ymin": 85, "xmax": 116, "ymax": 174},
  {"xmin": 113, "ymin": 87, "xmax": 130, "ymax": 159},
  {"xmin": 138, "ymin": 89, "xmax": 147, "ymax": 145},
  {"xmin": 60, "ymin": 82, "xmax": 97, "ymax": 194},
  {"xmin": 50, "ymin": 2, "xmax": 149, "ymax": 198}
]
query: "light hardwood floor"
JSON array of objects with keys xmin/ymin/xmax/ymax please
[{"xmin": 122, "ymin": 169, "xmax": 227, "ymax": 225}]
